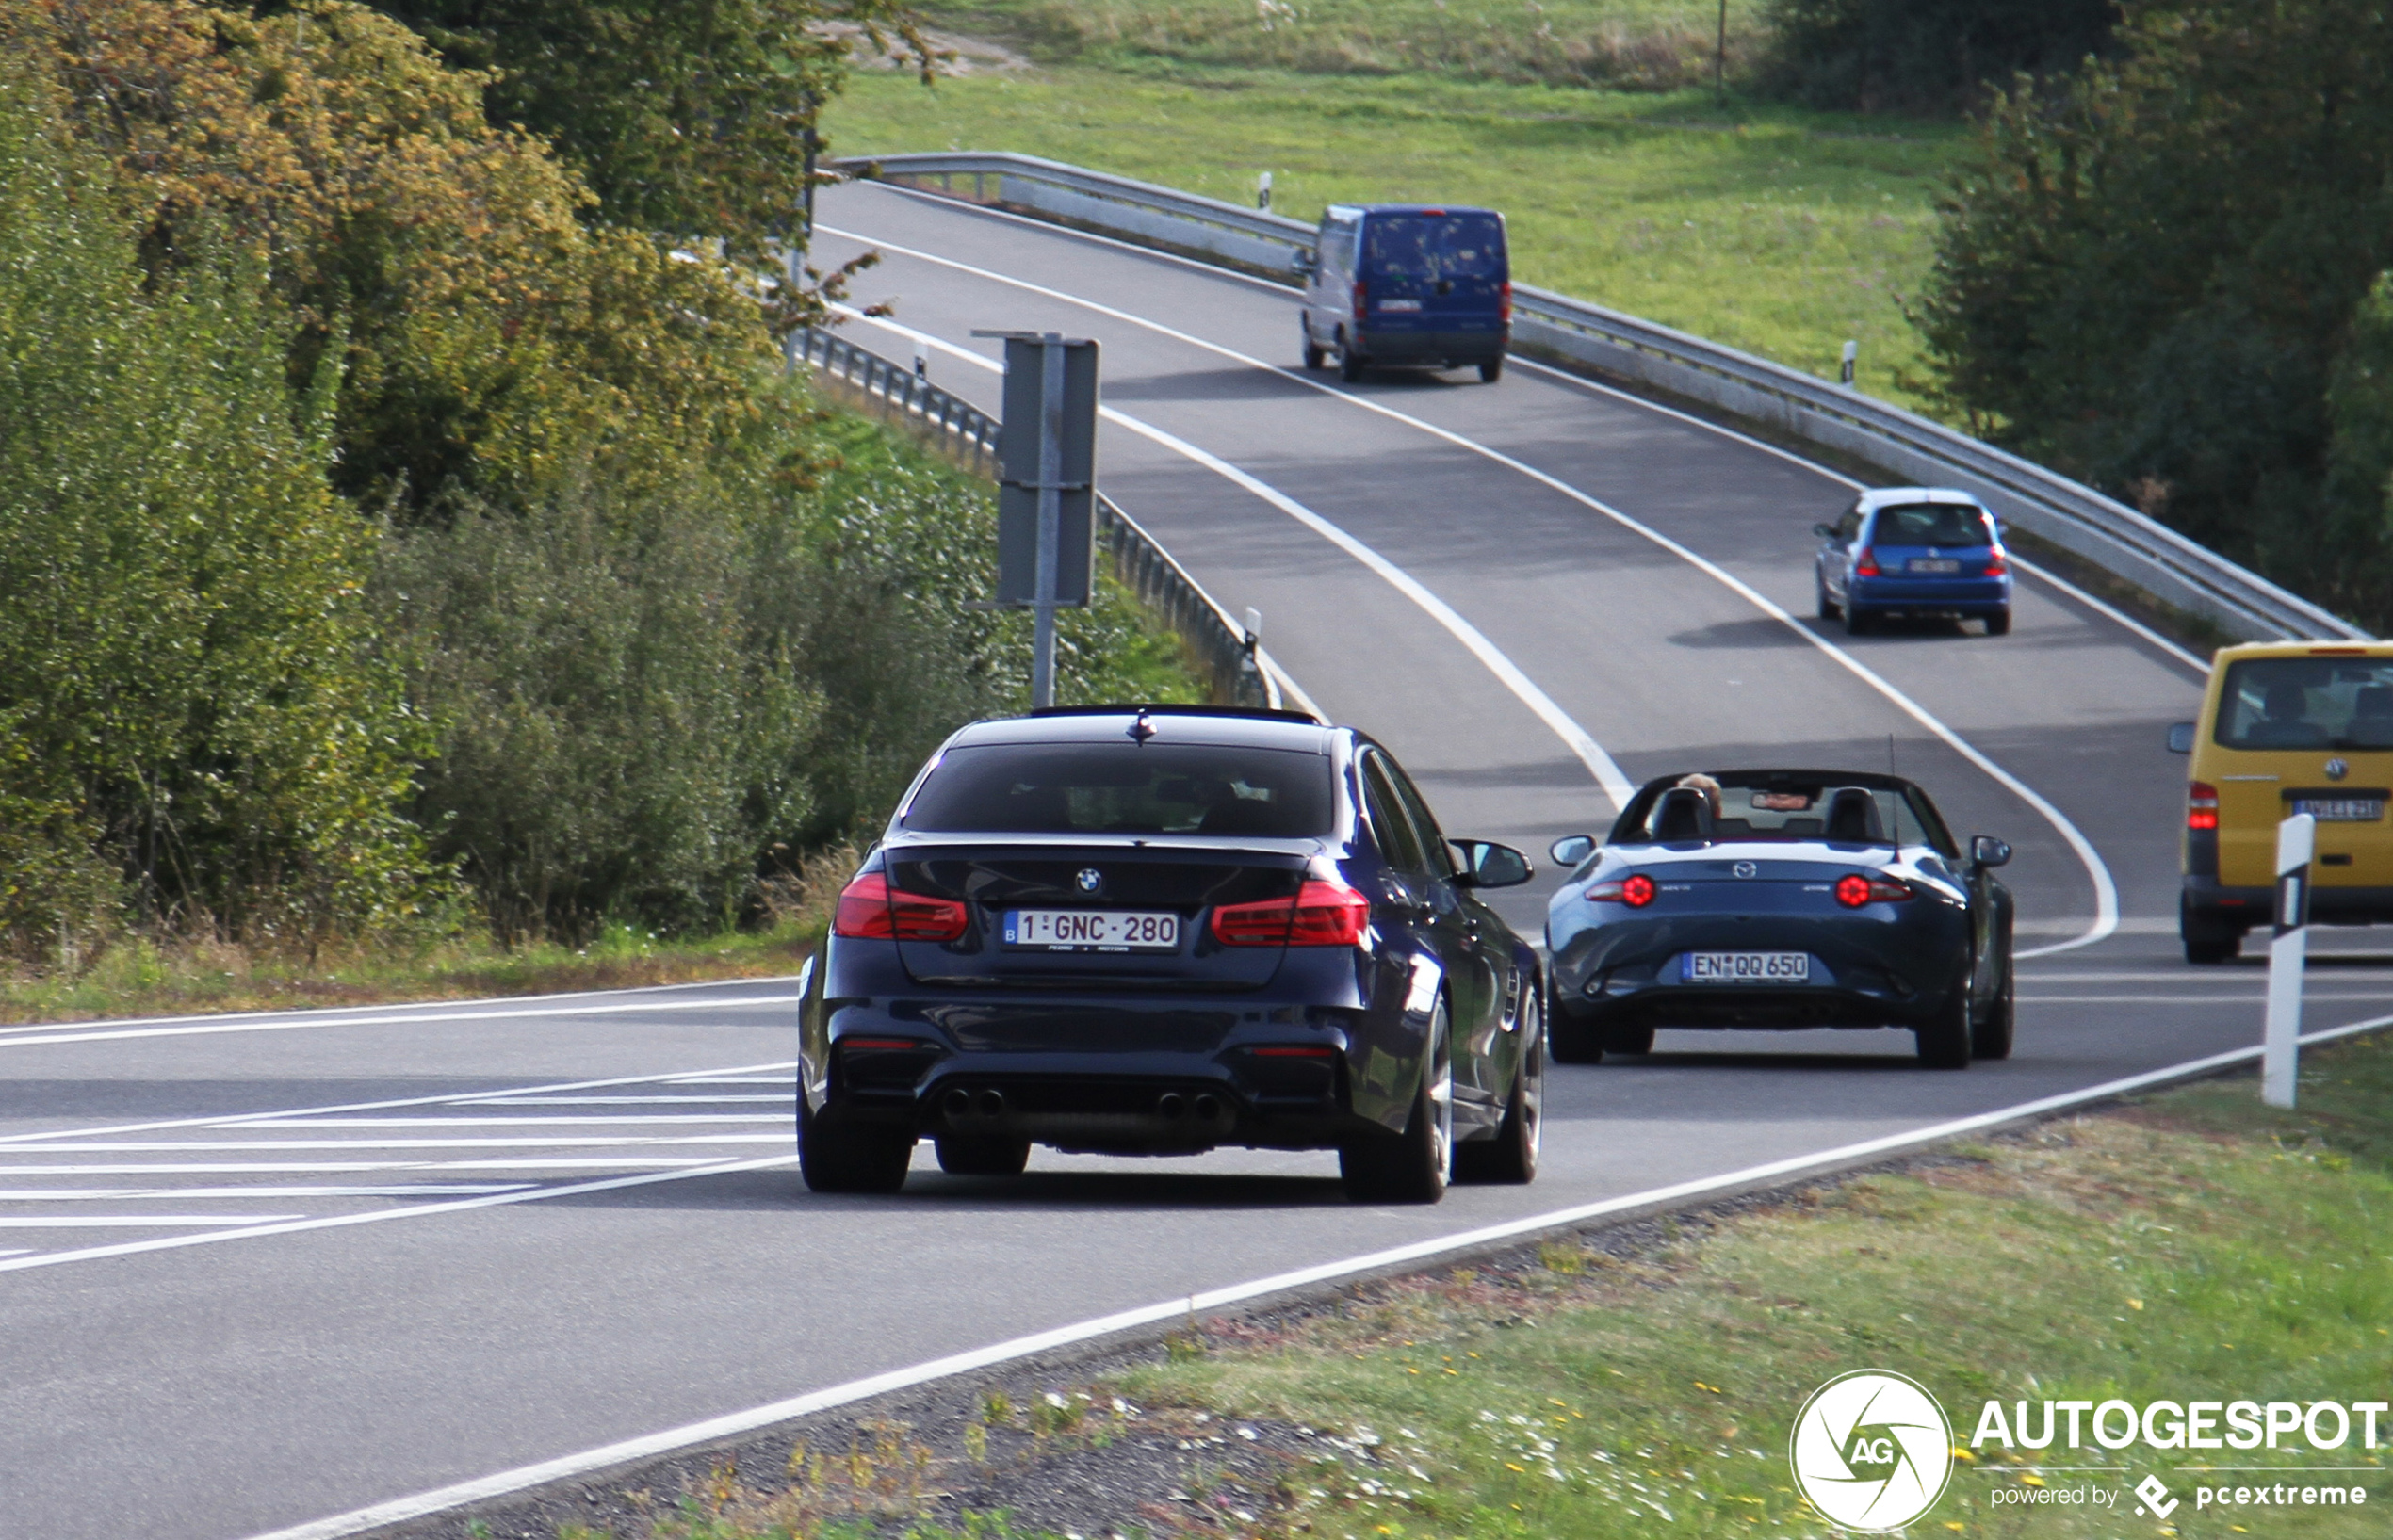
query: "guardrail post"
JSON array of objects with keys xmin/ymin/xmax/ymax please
[{"xmin": 2263, "ymin": 812, "xmax": 2314, "ymax": 1109}]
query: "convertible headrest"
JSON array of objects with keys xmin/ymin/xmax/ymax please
[
  {"xmin": 1824, "ymin": 787, "xmax": 1884, "ymax": 842},
  {"xmin": 1652, "ymin": 786, "xmax": 1715, "ymax": 841}
]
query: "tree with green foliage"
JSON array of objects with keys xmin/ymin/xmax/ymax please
[
  {"xmin": 0, "ymin": 61, "xmax": 441, "ymax": 958},
  {"xmin": 1915, "ymin": 0, "xmax": 2393, "ymax": 625},
  {"xmin": 1762, "ymin": 0, "xmax": 2117, "ymax": 113},
  {"xmin": 365, "ymin": 0, "xmax": 930, "ymax": 259}
]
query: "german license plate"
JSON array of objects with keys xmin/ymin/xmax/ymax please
[
  {"xmin": 2292, "ymin": 798, "xmax": 2385, "ymax": 822},
  {"xmin": 1683, "ymin": 950, "xmax": 1811, "ymax": 983},
  {"xmin": 1907, "ymin": 558, "xmax": 1962, "ymax": 574},
  {"xmin": 1002, "ymin": 909, "xmax": 1180, "ymax": 951}
]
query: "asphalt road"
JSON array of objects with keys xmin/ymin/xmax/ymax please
[{"xmin": 8, "ymin": 180, "xmax": 2391, "ymax": 1540}]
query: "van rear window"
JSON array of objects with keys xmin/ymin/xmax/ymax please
[
  {"xmin": 2216, "ymin": 657, "xmax": 2393, "ymax": 750},
  {"xmin": 1364, "ymin": 214, "xmax": 1506, "ymax": 280}
]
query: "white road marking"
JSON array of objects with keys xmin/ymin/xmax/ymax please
[
  {"xmin": 0, "ymin": 1061, "xmax": 797, "ymax": 1147},
  {"xmin": 0, "ymin": 1155, "xmax": 796, "ymax": 1276},
  {"xmin": 249, "ymin": 1006, "xmax": 2393, "ymax": 1540},
  {"xmin": 472, "ymin": 1095, "xmax": 792, "ymax": 1105},
  {"xmin": 0, "ymin": 1159, "xmax": 732, "ymax": 1175},
  {"xmin": 818, "ymin": 230, "xmax": 2121, "ymax": 953},
  {"xmin": 212, "ymin": 1115, "xmax": 788, "ymax": 1127},
  {"xmin": 20, "ymin": 1135, "xmax": 789, "ymax": 1150},
  {"xmin": 0, "ymin": 1186, "xmax": 530, "ymax": 1199},
  {"xmin": 0, "ymin": 1214, "xmax": 308, "ymax": 1227},
  {"xmin": 0, "ymin": 975, "xmax": 806, "ymax": 1039},
  {"xmin": 0, "ymin": 994, "xmax": 805, "ymax": 1051}
]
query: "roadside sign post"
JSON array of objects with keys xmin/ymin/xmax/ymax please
[
  {"xmin": 2263, "ymin": 811, "xmax": 2314, "ymax": 1109},
  {"xmin": 979, "ymin": 330, "xmax": 1099, "ymax": 708}
]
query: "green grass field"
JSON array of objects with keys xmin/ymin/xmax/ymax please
[{"xmin": 828, "ymin": 52, "xmax": 1960, "ymax": 405}]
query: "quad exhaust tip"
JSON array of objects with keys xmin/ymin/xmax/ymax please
[{"xmin": 1156, "ymin": 1093, "xmax": 1187, "ymax": 1120}]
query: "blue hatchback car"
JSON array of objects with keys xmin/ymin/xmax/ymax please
[
  {"xmin": 1295, "ymin": 204, "xmax": 1510, "ymax": 383},
  {"xmin": 1814, "ymin": 488, "xmax": 2012, "ymax": 636}
]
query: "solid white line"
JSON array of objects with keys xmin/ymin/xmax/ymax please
[
  {"xmin": 0, "ymin": 1214, "xmax": 307, "ymax": 1227},
  {"xmin": 0, "ymin": 975, "xmax": 807, "ymax": 1040},
  {"xmin": 0, "ymin": 1160, "xmax": 732, "ymax": 1175},
  {"xmin": 0, "ymin": 993, "xmax": 805, "ymax": 1050},
  {"xmin": 472, "ymin": 1095, "xmax": 793, "ymax": 1105},
  {"xmin": 215, "ymin": 1115, "xmax": 789, "ymax": 1127},
  {"xmin": 2023, "ymin": 993, "xmax": 2393, "ymax": 1005},
  {"xmin": 0, "ymin": 1185, "xmax": 530, "ymax": 1199},
  {"xmin": 0, "ymin": 1156, "xmax": 796, "ymax": 1276},
  {"xmin": 249, "ymin": 1007, "xmax": 2393, "ymax": 1540},
  {"xmin": 18, "ymin": 1135, "xmax": 789, "ymax": 1151},
  {"xmin": 822, "ymin": 230, "xmax": 2120, "ymax": 948},
  {"xmin": 832, "ymin": 302, "xmax": 1636, "ymax": 808},
  {"xmin": 0, "ymin": 1060, "xmax": 799, "ymax": 1147},
  {"xmin": 851, "ymin": 180, "xmax": 2214, "ymax": 681}
]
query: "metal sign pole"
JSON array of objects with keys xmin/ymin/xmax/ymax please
[
  {"xmin": 2262, "ymin": 811, "xmax": 2313, "ymax": 1109},
  {"xmin": 1033, "ymin": 333, "xmax": 1066, "ymax": 708}
]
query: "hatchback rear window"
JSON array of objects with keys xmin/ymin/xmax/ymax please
[
  {"xmin": 1870, "ymin": 504, "xmax": 1993, "ymax": 546},
  {"xmin": 902, "ymin": 744, "xmax": 1336, "ymax": 837},
  {"xmin": 2216, "ymin": 657, "xmax": 2393, "ymax": 750},
  {"xmin": 1363, "ymin": 214, "xmax": 1506, "ymax": 280}
]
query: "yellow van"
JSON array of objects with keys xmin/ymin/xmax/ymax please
[{"xmin": 2173, "ymin": 640, "xmax": 2393, "ymax": 963}]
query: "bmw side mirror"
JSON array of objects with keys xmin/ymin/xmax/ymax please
[
  {"xmin": 1453, "ymin": 839, "xmax": 1533, "ymax": 888},
  {"xmin": 1970, "ymin": 835, "xmax": 2012, "ymax": 869},
  {"xmin": 1548, "ymin": 834, "xmax": 1596, "ymax": 867},
  {"xmin": 2166, "ymin": 721, "xmax": 2196, "ymax": 754},
  {"xmin": 1292, "ymin": 248, "xmax": 1319, "ymax": 278}
]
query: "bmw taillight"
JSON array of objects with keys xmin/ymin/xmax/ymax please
[
  {"xmin": 1984, "ymin": 548, "xmax": 2009, "ymax": 576},
  {"xmin": 830, "ymin": 871, "xmax": 969, "ymax": 942},
  {"xmin": 1854, "ymin": 549, "xmax": 1882, "ymax": 577},
  {"xmin": 1834, "ymin": 872, "xmax": 1913, "ymax": 907},
  {"xmin": 1211, "ymin": 879, "xmax": 1372, "ymax": 947},
  {"xmin": 2188, "ymin": 781, "xmax": 2220, "ymax": 831},
  {"xmin": 1587, "ymin": 873, "xmax": 1656, "ymax": 907}
]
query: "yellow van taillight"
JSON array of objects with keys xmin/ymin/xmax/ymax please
[{"xmin": 2188, "ymin": 782, "xmax": 2219, "ymax": 831}]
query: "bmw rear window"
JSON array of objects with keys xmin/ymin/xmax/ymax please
[
  {"xmin": 1363, "ymin": 214, "xmax": 1506, "ymax": 280},
  {"xmin": 1869, "ymin": 504, "xmax": 1993, "ymax": 546},
  {"xmin": 902, "ymin": 744, "xmax": 1335, "ymax": 836}
]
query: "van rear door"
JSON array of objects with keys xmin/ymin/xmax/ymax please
[{"xmin": 1361, "ymin": 211, "xmax": 1507, "ymax": 338}]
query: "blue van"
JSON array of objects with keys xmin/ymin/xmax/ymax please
[{"xmin": 1295, "ymin": 204, "xmax": 1511, "ymax": 383}]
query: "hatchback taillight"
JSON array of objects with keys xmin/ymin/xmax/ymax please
[
  {"xmin": 1854, "ymin": 549, "xmax": 1882, "ymax": 577},
  {"xmin": 2188, "ymin": 781, "xmax": 2220, "ymax": 831},
  {"xmin": 1984, "ymin": 548, "xmax": 2009, "ymax": 576},
  {"xmin": 831, "ymin": 871, "xmax": 969, "ymax": 942},
  {"xmin": 1212, "ymin": 879, "xmax": 1372, "ymax": 947},
  {"xmin": 1834, "ymin": 872, "xmax": 1913, "ymax": 907}
]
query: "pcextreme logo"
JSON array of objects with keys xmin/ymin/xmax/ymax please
[{"xmin": 1789, "ymin": 1370, "xmax": 1957, "ymax": 1532}]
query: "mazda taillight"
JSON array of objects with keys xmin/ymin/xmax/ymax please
[
  {"xmin": 2188, "ymin": 781, "xmax": 2220, "ymax": 831},
  {"xmin": 1834, "ymin": 872, "xmax": 1913, "ymax": 907},
  {"xmin": 830, "ymin": 871, "xmax": 969, "ymax": 942},
  {"xmin": 1587, "ymin": 873, "xmax": 1656, "ymax": 907},
  {"xmin": 1854, "ymin": 549, "xmax": 1882, "ymax": 577},
  {"xmin": 1211, "ymin": 879, "xmax": 1372, "ymax": 947}
]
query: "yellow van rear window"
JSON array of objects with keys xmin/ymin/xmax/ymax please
[{"xmin": 2216, "ymin": 657, "xmax": 2393, "ymax": 750}]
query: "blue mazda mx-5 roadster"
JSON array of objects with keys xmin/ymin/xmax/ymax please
[{"xmin": 1543, "ymin": 769, "xmax": 2015, "ymax": 1069}]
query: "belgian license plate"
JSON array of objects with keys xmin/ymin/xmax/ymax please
[
  {"xmin": 1683, "ymin": 951, "xmax": 1811, "ymax": 983},
  {"xmin": 1002, "ymin": 910, "xmax": 1180, "ymax": 951},
  {"xmin": 2293, "ymin": 798, "xmax": 2385, "ymax": 822},
  {"xmin": 1907, "ymin": 558, "xmax": 1962, "ymax": 574},
  {"xmin": 1377, "ymin": 298, "xmax": 1424, "ymax": 312}
]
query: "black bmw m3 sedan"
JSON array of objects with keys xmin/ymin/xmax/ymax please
[
  {"xmin": 797, "ymin": 705, "xmax": 1545, "ymax": 1203},
  {"xmin": 1544, "ymin": 770, "xmax": 2016, "ymax": 1068}
]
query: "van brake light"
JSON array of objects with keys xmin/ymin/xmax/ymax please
[
  {"xmin": 2188, "ymin": 782, "xmax": 2220, "ymax": 831},
  {"xmin": 1499, "ymin": 280, "xmax": 1513, "ymax": 324}
]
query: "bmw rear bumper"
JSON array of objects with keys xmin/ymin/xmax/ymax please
[{"xmin": 814, "ymin": 997, "xmax": 1376, "ymax": 1155}]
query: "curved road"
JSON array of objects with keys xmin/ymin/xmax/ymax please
[{"xmin": 4, "ymin": 180, "xmax": 2390, "ymax": 1540}]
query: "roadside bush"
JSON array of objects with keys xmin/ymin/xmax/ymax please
[
  {"xmin": 0, "ymin": 64, "xmax": 439, "ymax": 960},
  {"xmin": 1759, "ymin": 0, "xmax": 2117, "ymax": 113},
  {"xmin": 1913, "ymin": 0, "xmax": 2393, "ymax": 626}
]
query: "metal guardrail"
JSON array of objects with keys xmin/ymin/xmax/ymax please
[
  {"xmin": 790, "ymin": 325, "xmax": 999, "ymax": 475},
  {"xmin": 844, "ymin": 150, "xmax": 2368, "ymax": 644},
  {"xmin": 790, "ymin": 327, "xmax": 1273, "ymax": 708}
]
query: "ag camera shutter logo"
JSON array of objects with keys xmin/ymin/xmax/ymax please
[{"xmin": 1789, "ymin": 1370, "xmax": 1955, "ymax": 1532}]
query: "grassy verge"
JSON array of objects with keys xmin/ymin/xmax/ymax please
[
  {"xmin": 578, "ymin": 1031, "xmax": 2393, "ymax": 1539},
  {"xmin": 828, "ymin": 58, "xmax": 1959, "ymax": 407}
]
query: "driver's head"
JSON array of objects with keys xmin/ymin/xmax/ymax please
[{"xmin": 1673, "ymin": 772, "xmax": 1723, "ymax": 815}]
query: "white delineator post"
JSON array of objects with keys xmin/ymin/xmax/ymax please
[{"xmin": 2263, "ymin": 811, "xmax": 2314, "ymax": 1110}]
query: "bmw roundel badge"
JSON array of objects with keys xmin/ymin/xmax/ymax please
[{"xmin": 1076, "ymin": 867, "xmax": 1102, "ymax": 894}]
